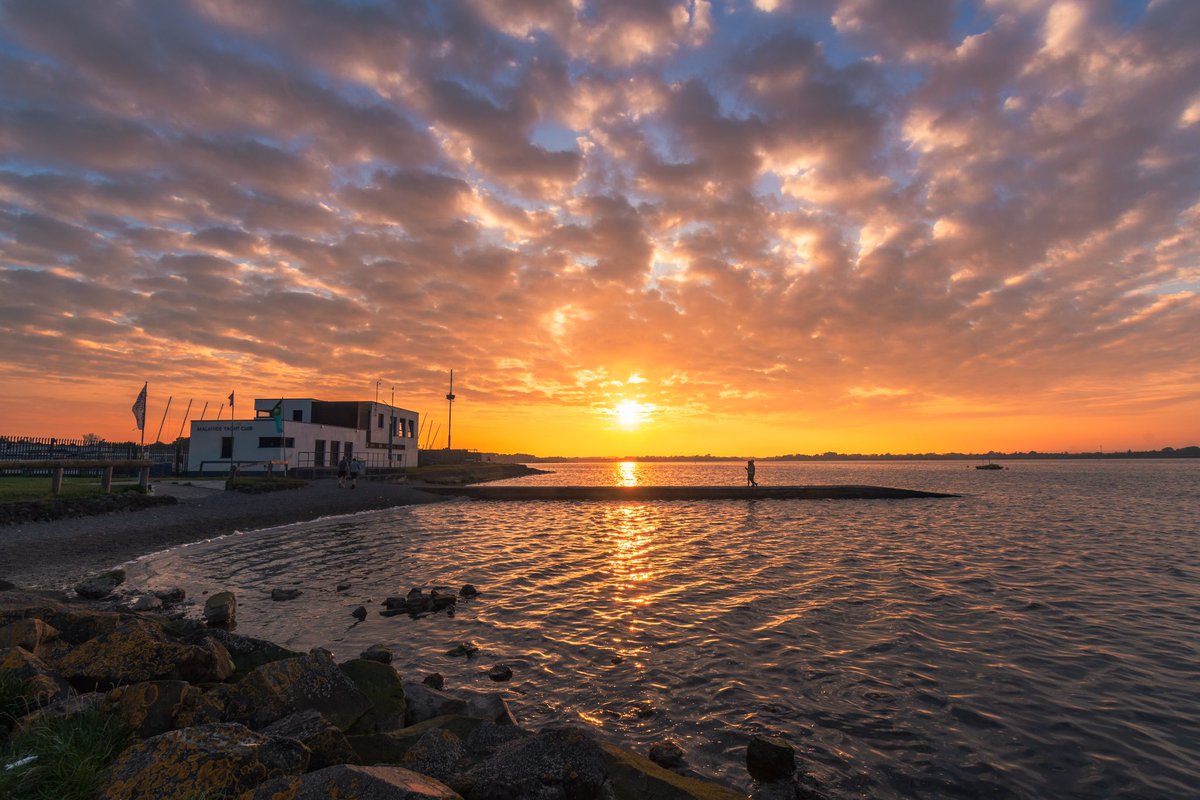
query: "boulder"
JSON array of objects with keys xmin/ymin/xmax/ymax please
[
  {"xmin": 55, "ymin": 620, "xmax": 233, "ymax": 691},
  {"xmin": 423, "ymin": 673, "xmax": 445, "ymax": 690},
  {"xmin": 101, "ymin": 722, "xmax": 309, "ymax": 800},
  {"xmin": 445, "ymin": 641, "xmax": 478, "ymax": 658},
  {"xmin": 648, "ymin": 740, "xmax": 686, "ymax": 769},
  {"xmin": 245, "ymin": 764, "xmax": 462, "ymax": 799},
  {"xmin": 360, "ymin": 644, "xmax": 392, "ymax": 664},
  {"xmin": 460, "ymin": 725, "xmax": 609, "ymax": 800},
  {"xmin": 459, "ymin": 584, "xmax": 479, "ymax": 598},
  {"xmin": 486, "ymin": 664, "xmax": 512, "ymax": 682},
  {"xmin": 403, "ymin": 682, "xmax": 468, "ymax": 726},
  {"xmin": 123, "ymin": 594, "xmax": 162, "ymax": 612},
  {"xmin": 348, "ymin": 716, "xmax": 485, "ymax": 767},
  {"xmin": 336, "ymin": 582, "xmax": 352, "ymax": 592},
  {"xmin": 203, "ymin": 591, "xmax": 237, "ymax": 627},
  {"xmin": 0, "ymin": 617, "xmax": 60, "ymax": 658},
  {"xmin": 340, "ymin": 658, "xmax": 406, "ymax": 734},
  {"xmin": 16, "ymin": 691, "xmax": 106, "ymax": 731},
  {"xmin": 271, "ymin": 588, "xmax": 303, "ymax": 602},
  {"xmin": 400, "ymin": 727, "xmax": 466, "ymax": 784},
  {"xmin": 0, "ymin": 593, "xmax": 121, "ymax": 644},
  {"xmin": 154, "ymin": 587, "xmax": 186, "ymax": 603},
  {"xmin": 263, "ymin": 709, "xmax": 358, "ymax": 770},
  {"xmin": 600, "ymin": 740, "xmax": 748, "ymax": 800},
  {"xmin": 190, "ymin": 626, "xmax": 302, "ymax": 678},
  {"xmin": 223, "ymin": 650, "xmax": 371, "ymax": 731},
  {"xmin": 0, "ymin": 645, "xmax": 52, "ymax": 680},
  {"xmin": 458, "ymin": 689, "xmax": 518, "ymax": 726},
  {"xmin": 106, "ymin": 680, "xmax": 200, "ymax": 739},
  {"xmin": 746, "ymin": 735, "xmax": 795, "ymax": 782},
  {"xmin": 352, "ymin": 606, "xmax": 368, "ymax": 621},
  {"xmin": 75, "ymin": 569, "xmax": 126, "ymax": 599}
]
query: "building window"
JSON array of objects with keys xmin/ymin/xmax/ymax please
[
  {"xmin": 258, "ymin": 437, "xmax": 295, "ymax": 449},
  {"xmin": 378, "ymin": 413, "xmax": 384, "ymax": 428},
  {"xmin": 292, "ymin": 409, "xmax": 303, "ymax": 422},
  {"xmin": 315, "ymin": 439, "xmax": 326, "ymax": 467},
  {"xmin": 220, "ymin": 437, "xmax": 233, "ymax": 459},
  {"xmin": 344, "ymin": 442, "xmax": 353, "ymax": 458},
  {"xmin": 331, "ymin": 442, "xmax": 340, "ymax": 463}
]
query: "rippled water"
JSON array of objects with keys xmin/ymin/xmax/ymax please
[{"xmin": 129, "ymin": 460, "xmax": 1200, "ymax": 798}]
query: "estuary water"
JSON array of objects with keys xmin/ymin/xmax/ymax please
[{"xmin": 129, "ymin": 460, "xmax": 1200, "ymax": 798}]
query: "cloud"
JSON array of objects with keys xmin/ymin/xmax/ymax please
[{"xmin": 1, "ymin": 0, "xmax": 1198, "ymax": 452}]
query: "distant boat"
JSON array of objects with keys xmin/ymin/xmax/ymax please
[{"xmin": 975, "ymin": 462, "xmax": 1003, "ymax": 470}]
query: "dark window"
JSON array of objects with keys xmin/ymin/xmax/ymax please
[
  {"xmin": 258, "ymin": 437, "xmax": 295, "ymax": 448},
  {"xmin": 315, "ymin": 439, "xmax": 326, "ymax": 467},
  {"xmin": 292, "ymin": 409, "xmax": 303, "ymax": 422},
  {"xmin": 344, "ymin": 442, "xmax": 353, "ymax": 458},
  {"xmin": 331, "ymin": 442, "xmax": 340, "ymax": 463},
  {"xmin": 220, "ymin": 437, "xmax": 233, "ymax": 459},
  {"xmin": 378, "ymin": 414, "xmax": 384, "ymax": 428}
]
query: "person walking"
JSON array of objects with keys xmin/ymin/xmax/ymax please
[
  {"xmin": 337, "ymin": 454, "xmax": 349, "ymax": 488},
  {"xmin": 349, "ymin": 456, "xmax": 363, "ymax": 489},
  {"xmin": 746, "ymin": 458, "xmax": 758, "ymax": 487}
]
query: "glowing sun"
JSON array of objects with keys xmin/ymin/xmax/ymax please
[{"xmin": 614, "ymin": 400, "xmax": 653, "ymax": 429}]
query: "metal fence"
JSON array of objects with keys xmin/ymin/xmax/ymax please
[{"xmin": 0, "ymin": 435, "xmax": 188, "ymax": 476}]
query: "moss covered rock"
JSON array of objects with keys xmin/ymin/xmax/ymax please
[
  {"xmin": 348, "ymin": 715, "xmax": 486, "ymax": 767},
  {"xmin": 600, "ymin": 741, "xmax": 748, "ymax": 799},
  {"xmin": 0, "ymin": 617, "xmax": 60, "ymax": 658},
  {"xmin": 101, "ymin": 721, "xmax": 309, "ymax": 799},
  {"xmin": 341, "ymin": 658, "xmax": 406, "ymax": 734},
  {"xmin": 223, "ymin": 650, "xmax": 371, "ymax": 731},
  {"xmin": 263, "ymin": 709, "xmax": 357, "ymax": 770},
  {"xmin": 106, "ymin": 680, "xmax": 201, "ymax": 740},
  {"xmin": 55, "ymin": 620, "xmax": 234, "ymax": 691}
]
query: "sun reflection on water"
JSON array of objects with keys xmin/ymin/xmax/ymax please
[{"xmin": 613, "ymin": 460, "xmax": 642, "ymax": 486}]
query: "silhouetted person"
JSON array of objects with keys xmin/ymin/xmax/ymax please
[
  {"xmin": 746, "ymin": 458, "xmax": 757, "ymax": 487},
  {"xmin": 349, "ymin": 456, "xmax": 363, "ymax": 488},
  {"xmin": 337, "ymin": 455, "xmax": 349, "ymax": 488}
]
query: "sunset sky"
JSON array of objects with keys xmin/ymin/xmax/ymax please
[{"xmin": 2, "ymin": 0, "xmax": 1198, "ymax": 457}]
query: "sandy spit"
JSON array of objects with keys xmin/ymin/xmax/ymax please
[{"xmin": 0, "ymin": 479, "xmax": 443, "ymax": 591}]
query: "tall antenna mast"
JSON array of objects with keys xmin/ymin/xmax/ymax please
[{"xmin": 445, "ymin": 370, "xmax": 456, "ymax": 449}]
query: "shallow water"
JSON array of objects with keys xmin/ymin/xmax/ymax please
[{"xmin": 129, "ymin": 460, "xmax": 1200, "ymax": 798}]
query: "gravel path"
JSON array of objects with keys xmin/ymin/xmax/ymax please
[{"xmin": 0, "ymin": 479, "xmax": 443, "ymax": 590}]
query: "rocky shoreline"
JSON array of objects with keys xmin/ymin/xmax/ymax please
[{"xmin": 1, "ymin": 581, "xmax": 820, "ymax": 799}]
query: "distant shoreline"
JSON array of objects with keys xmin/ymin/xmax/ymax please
[{"xmin": 504, "ymin": 448, "xmax": 1199, "ymax": 463}]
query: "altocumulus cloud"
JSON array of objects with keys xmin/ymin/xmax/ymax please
[{"xmin": 1, "ymin": 0, "xmax": 1198, "ymax": 446}]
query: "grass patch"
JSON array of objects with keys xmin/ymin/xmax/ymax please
[
  {"xmin": 0, "ymin": 674, "xmax": 30, "ymax": 735},
  {"xmin": 0, "ymin": 706, "xmax": 128, "ymax": 800},
  {"xmin": 0, "ymin": 476, "xmax": 127, "ymax": 502},
  {"xmin": 226, "ymin": 476, "xmax": 307, "ymax": 494}
]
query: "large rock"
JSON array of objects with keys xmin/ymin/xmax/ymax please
[
  {"xmin": 75, "ymin": 569, "xmax": 126, "ymax": 599},
  {"xmin": 349, "ymin": 715, "xmax": 485, "ymax": 767},
  {"xmin": 746, "ymin": 735, "xmax": 795, "ymax": 782},
  {"xmin": 400, "ymin": 727, "xmax": 467, "ymax": 784},
  {"xmin": 0, "ymin": 617, "xmax": 60, "ymax": 659},
  {"xmin": 0, "ymin": 592, "xmax": 121, "ymax": 643},
  {"xmin": 458, "ymin": 688, "xmax": 518, "ymax": 726},
  {"xmin": 223, "ymin": 650, "xmax": 371, "ymax": 731},
  {"xmin": 460, "ymin": 725, "xmax": 610, "ymax": 800},
  {"xmin": 185, "ymin": 625, "xmax": 302, "ymax": 678},
  {"xmin": 101, "ymin": 722, "xmax": 310, "ymax": 800},
  {"xmin": 403, "ymin": 681, "xmax": 470, "ymax": 725},
  {"xmin": 263, "ymin": 709, "xmax": 357, "ymax": 770},
  {"xmin": 600, "ymin": 741, "xmax": 748, "ymax": 799},
  {"xmin": 203, "ymin": 591, "xmax": 237, "ymax": 627},
  {"xmin": 106, "ymin": 680, "xmax": 201, "ymax": 740},
  {"xmin": 245, "ymin": 764, "xmax": 462, "ymax": 799},
  {"xmin": 55, "ymin": 620, "xmax": 234, "ymax": 690},
  {"xmin": 341, "ymin": 658, "xmax": 407, "ymax": 734}
]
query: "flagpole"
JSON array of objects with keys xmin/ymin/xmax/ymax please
[
  {"xmin": 198, "ymin": 400, "xmax": 209, "ymax": 421},
  {"xmin": 154, "ymin": 396, "xmax": 172, "ymax": 445},
  {"xmin": 140, "ymin": 384, "xmax": 146, "ymax": 458}
]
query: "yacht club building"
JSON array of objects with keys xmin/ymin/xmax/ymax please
[{"xmin": 187, "ymin": 398, "xmax": 419, "ymax": 474}]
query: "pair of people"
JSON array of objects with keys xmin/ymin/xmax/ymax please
[
  {"xmin": 337, "ymin": 455, "xmax": 364, "ymax": 488},
  {"xmin": 746, "ymin": 458, "xmax": 758, "ymax": 487}
]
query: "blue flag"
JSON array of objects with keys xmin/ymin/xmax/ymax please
[{"xmin": 271, "ymin": 399, "xmax": 283, "ymax": 433}]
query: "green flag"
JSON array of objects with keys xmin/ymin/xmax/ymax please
[{"xmin": 271, "ymin": 399, "xmax": 283, "ymax": 433}]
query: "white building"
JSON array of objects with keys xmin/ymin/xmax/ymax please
[{"xmin": 187, "ymin": 398, "xmax": 419, "ymax": 474}]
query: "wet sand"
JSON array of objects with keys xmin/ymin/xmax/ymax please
[{"xmin": 0, "ymin": 479, "xmax": 442, "ymax": 590}]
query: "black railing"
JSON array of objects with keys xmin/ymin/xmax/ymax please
[{"xmin": 0, "ymin": 436, "xmax": 188, "ymax": 476}]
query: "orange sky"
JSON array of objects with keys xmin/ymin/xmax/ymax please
[{"xmin": 1, "ymin": 1, "xmax": 1198, "ymax": 456}]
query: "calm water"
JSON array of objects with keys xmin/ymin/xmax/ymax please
[{"xmin": 129, "ymin": 461, "xmax": 1200, "ymax": 798}]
